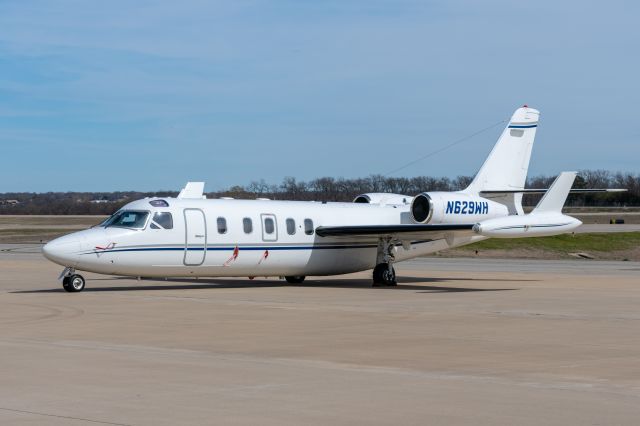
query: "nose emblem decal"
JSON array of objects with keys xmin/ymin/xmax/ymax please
[{"xmin": 95, "ymin": 242, "xmax": 117, "ymax": 251}]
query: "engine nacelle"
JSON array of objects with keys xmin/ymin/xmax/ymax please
[
  {"xmin": 410, "ymin": 192, "xmax": 509, "ymax": 224},
  {"xmin": 353, "ymin": 193, "xmax": 412, "ymax": 206},
  {"xmin": 473, "ymin": 213, "xmax": 582, "ymax": 238}
]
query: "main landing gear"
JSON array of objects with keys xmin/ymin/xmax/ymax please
[
  {"xmin": 373, "ymin": 237, "xmax": 397, "ymax": 287},
  {"xmin": 373, "ymin": 263, "xmax": 396, "ymax": 286},
  {"xmin": 285, "ymin": 276, "xmax": 306, "ymax": 284},
  {"xmin": 60, "ymin": 268, "xmax": 85, "ymax": 292}
]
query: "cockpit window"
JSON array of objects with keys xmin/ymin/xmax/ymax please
[
  {"xmin": 149, "ymin": 199, "xmax": 169, "ymax": 207},
  {"xmin": 151, "ymin": 212, "xmax": 173, "ymax": 229},
  {"xmin": 102, "ymin": 210, "xmax": 149, "ymax": 229}
]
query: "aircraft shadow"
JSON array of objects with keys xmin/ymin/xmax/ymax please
[{"xmin": 12, "ymin": 276, "xmax": 522, "ymax": 293}]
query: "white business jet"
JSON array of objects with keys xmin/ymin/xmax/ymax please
[{"xmin": 44, "ymin": 106, "xmax": 594, "ymax": 292}]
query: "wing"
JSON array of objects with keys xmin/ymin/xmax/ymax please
[
  {"xmin": 315, "ymin": 224, "xmax": 475, "ymax": 241},
  {"xmin": 480, "ymin": 189, "xmax": 626, "ymax": 195}
]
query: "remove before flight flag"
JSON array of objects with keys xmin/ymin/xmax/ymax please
[
  {"xmin": 223, "ymin": 245, "xmax": 239, "ymax": 267},
  {"xmin": 258, "ymin": 249, "xmax": 269, "ymax": 264}
]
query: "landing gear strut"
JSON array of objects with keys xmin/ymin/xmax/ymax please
[
  {"xmin": 60, "ymin": 268, "xmax": 85, "ymax": 292},
  {"xmin": 373, "ymin": 237, "xmax": 397, "ymax": 286}
]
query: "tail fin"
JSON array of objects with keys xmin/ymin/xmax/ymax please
[
  {"xmin": 532, "ymin": 172, "xmax": 577, "ymax": 214},
  {"xmin": 465, "ymin": 106, "xmax": 539, "ymax": 194}
]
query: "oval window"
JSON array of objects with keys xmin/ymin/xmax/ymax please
[
  {"xmin": 217, "ymin": 217, "xmax": 227, "ymax": 234},
  {"xmin": 286, "ymin": 218, "xmax": 296, "ymax": 235},
  {"xmin": 304, "ymin": 219, "xmax": 314, "ymax": 235},
  {"xmin": 264, "ymin": 218, "xmax": 275, "ymax": 234},
  {"xmin": 243, "ymin": 217, "xmax": 253, "ymax": 234}
]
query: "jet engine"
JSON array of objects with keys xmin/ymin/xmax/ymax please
[
  {"xmin": 410, "ymin": 192, "xmax": 509, "ymax": 224},
  {"xmin": 353, "ymin": 193, "xmax": 412, "ymax": 206}
]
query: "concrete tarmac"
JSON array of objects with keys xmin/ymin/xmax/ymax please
[
  {"xmin": 577, "ymin": 224, "xmax": 640, "ymax": 233},
  {"xmin": 1, "ymin": 245, "xmax": 639, "ymax": 425}
]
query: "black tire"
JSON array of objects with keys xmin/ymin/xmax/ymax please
[
  {"xmin": 373, "ymin": 263, "xmax": 396, "ymax": 286},
  {"xmin": 62, "ymin": 274, "xmax": 85, "ymax": 292},
  {"xmin": 285, "ymin": 276, "xmax": 306, "ymax": 284}
]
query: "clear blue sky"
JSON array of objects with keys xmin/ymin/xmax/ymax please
[{"xmin": 1, "ymin": 0, "xmax": 638, "ymax": 192}]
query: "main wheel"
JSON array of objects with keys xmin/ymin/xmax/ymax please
[
  {"xmin": 373, "ymin": 263, "xmax": 396, "ymax": 286},
  {"xmin": 62, "ymin": 274, "xmax": 85, "ymax": 292},
  {"xmin": 285, "ymin": 276, "xmax": 306, "ymax": 284}
]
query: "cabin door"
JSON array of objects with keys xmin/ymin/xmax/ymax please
[{"xmin": 184, "ymin": 208, "xmax": 207, "ymax": 266}]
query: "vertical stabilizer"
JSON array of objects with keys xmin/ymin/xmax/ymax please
[{"xmin": 465, "ymin": 106, "xmax": 539, "ymax": 194}]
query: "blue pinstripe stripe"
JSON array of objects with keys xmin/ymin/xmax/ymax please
[
  {"xmin": 85, "ymin": 244, "xmax": 380, "ymax": 255},
  {"xmin": 492, "ymin": 223, "xmax": 571, "ymax": 231},
  {"xmin": 508, "ymin": 124, "xmax": 537, "ymax": 129}
]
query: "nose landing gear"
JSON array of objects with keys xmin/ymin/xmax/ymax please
[{"xmin": 60, "ymin": 268, "xmax": 86, "ymax": 292}]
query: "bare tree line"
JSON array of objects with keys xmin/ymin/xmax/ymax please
[{"xmin": 1, "ymin": 170, "xmax": 638, "ymax": 215}]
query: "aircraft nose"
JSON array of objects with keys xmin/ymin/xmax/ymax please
[{"xmin": 42, "ymin": 235, "xmax": 81, "ymax": 267}]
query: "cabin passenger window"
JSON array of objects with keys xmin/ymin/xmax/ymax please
[
  {"xmin": 151, "ymin": 212, "xmax": 173, "ymax": 229},
  {"xmin": 264, "ymin": 218, "xmax": 275, "ymax": 234},
  {"xmin": 304, "ymin": 219, "xmax": 314, "ymax": 235},
  {"xmin": 286, "ymin": 218, "xmax": 296, "ymax": 235},
  {"xmin": 243, "ymin": 218, "xmax": 253, "ymax": 234},
  {"xmin": 217, "ymin": 217, "xmax": 227, "ymax": 234}
]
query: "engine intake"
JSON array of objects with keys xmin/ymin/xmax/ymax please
[
  {"xmin": 353, "ymin": 195, "xmax": 371, "ymax": 203},
  {"xmin": 411, "ymin": 193, "xmax": 433, "ymax": 223},
  {"xmin": 352, "ymin": 193, "xmax": 412, "ymax": 206}
]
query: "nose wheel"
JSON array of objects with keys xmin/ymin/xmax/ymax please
[{"xmin": 62, "ymin": 274, "xmax": 86, "ymax": 292}]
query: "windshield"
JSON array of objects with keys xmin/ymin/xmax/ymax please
[{"xmin": 101, "ymin": 210, "xmax": 149, "ymax": 229}]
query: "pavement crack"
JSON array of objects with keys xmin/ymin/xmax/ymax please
[{"xmin": 0, "ymin": 406, "xmax": 132, "ymax": 425}]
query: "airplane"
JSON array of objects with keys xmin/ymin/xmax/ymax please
[{"xmin": 42, "ymin": 106, "xmax": 614, "ymax": 292}]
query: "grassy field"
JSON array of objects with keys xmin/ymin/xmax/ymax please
[
  {"xmin": 440, "ymin": 232, "xmax": 640, "ymax": 261},
  {"xmin": 0, "ymin": 216, "xmax": 105, "ymax": 243},
  {"xmin": 0, "ymin": 215, "xmax": 105, "ymax": 227},
  {"xmin": 462, "ymin": 232, "xmax": 640, "ymax": 252}
]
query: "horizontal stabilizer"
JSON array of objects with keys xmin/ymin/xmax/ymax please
[{"xmin": 481, "ymin": 188, "xmax": 626, "ymax": 195}]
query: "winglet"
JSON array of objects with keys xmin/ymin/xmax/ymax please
[
  {"xmin": 178, "ymin": 182, "xmax": 206, "ymax": 199},
  {"xmin": 532, "ymin": 172, "xmax": 576, "ymax": 214}
]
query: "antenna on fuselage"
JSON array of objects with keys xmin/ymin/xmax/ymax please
[{"xmin": 178, "ymin": 182, "xmax": 206, "ymax": 199}]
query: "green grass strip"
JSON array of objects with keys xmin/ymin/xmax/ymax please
[{"xmin": 462, "ymin": 232, "xmax": 640, "ymax": 253}]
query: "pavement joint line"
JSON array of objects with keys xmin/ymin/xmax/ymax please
[{"xmin": 0, "ymin": 407, "xmax": 132, "ymax": 426}]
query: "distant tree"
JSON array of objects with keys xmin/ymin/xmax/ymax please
[{"xmin": 2, "ymin": 170, "xmax": 638, "ymax": 214}]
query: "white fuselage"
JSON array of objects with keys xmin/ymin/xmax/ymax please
[{"xmin": 43, "ymin": 196, "xmax": 490, "ymax": 278}]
